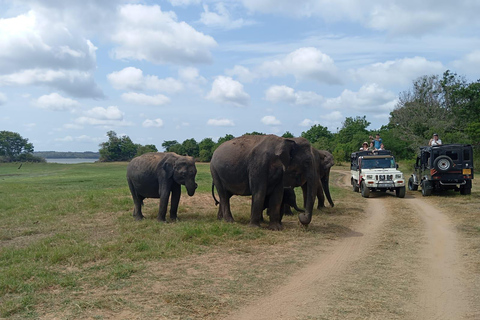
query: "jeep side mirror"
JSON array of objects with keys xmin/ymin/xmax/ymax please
[{"xmin": 396, "ymin": 164, "xmax": 399, "ymax": 169}]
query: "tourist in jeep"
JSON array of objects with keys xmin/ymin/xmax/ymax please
[{"xmin": 429, "ymin": 133, "xmax": 442, "ymax": 146}]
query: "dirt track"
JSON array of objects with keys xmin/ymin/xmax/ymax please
[{"xmin": 226, "ymin": 170, "xmax": 473, "ymax": 320}]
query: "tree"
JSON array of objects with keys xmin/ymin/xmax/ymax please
[
  {"xmin": 334, "ymin": 116, "xmax": 370, "ymax": 161},
  {"xmin": 0, "ymin": 131, "xmax": 36, "ymax": 162},
  {"xmin": 136, "ymin": 144, "xmax": 158, "ymax": 156},
  {"xmin": 162, "ymin": 140, "xmax": 179, "ymax": 152},
  {"xmin": 198, "ymin": 138, "xmax": 215, "ymax": 162},
  {"xmin": 182, "ymin": 138, "xmax": 199, "ymax": 157},
  {"xmin": 215, "ymin": 134, "xmax": 235, "ymax": 151},
  {"xmin": 282, "ymin": 131, "xmax": 294, "ymax": 138},
  {"xmin": 99, "ymin": 131, "xmax": 138, "ymax": 162},
  {"xmin": 389, "ymin": 74, "xmax": 459, "ymax": 152}
]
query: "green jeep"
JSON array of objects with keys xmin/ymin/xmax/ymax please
[{"xmin": 409, "ymin": 144, "xmax": 474, "ymax": 196}]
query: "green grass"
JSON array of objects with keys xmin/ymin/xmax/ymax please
[{"xmin": 0, "ymin": 162, "xmax": 287, "ymax": 318}]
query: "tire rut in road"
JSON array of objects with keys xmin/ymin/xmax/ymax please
[{"xmin": 403, "ymin": 196, "xmax": 470, "ymax": 320}]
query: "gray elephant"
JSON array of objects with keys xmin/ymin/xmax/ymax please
[
  {"xmin": 210, "ymin": 135, "xmax": 317, "ymax": 230},
  {"xmin": 126, "ymin": 152, "xmax": 197, "ymax": 222},
  {"xmin": 312, "ymin": 149, "xmax": 334, "ymax": 208}
]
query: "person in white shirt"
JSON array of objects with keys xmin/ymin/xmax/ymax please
[{"xmin": 429, "ymin": 133, "xmax": 442, "ymax": 146}]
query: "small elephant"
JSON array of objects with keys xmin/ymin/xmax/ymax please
[
  {"xmin": 126, "ymin": 152, "xmax": 197, "ymax": 222},
  {"xmin": 282, "ymin": 187, "xmax": 305, "ymax": 215},
  {"xmin": 261, "ymin": 187, "xmax": 304, "ymax": 221}
]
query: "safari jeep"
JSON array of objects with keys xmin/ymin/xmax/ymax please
[
  {"xmin": 408, "ymin": 144, "xmax": 474, "ymax": 196},
  {"xmin": 351, "ymin": 150, "xmax": 406, "ymax": 198}
]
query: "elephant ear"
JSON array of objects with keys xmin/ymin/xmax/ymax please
[
  {"xmin": 162, "ymin": 156, "xmax": 176, "ymax": 179},
  {"xmin": 276, "ymin": 138, "xmax": 296, "ymax": 166}
]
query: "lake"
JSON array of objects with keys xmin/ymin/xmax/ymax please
[{"xmin": 45, "ymin": 158, "xmax": 99, "ymax": 164}]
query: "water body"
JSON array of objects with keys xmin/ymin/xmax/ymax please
[{"xmin": 45, "ymin": 158, "xmax": 99, "ymax": 164}]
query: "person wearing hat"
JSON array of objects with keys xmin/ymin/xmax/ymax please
[
  {"xmin": 429, "ymin": 133, "xmax": 442, "ymax": 146},
  {"xmin": 360, "ymin": 141, "xmax": 369, "ymax": 151}
]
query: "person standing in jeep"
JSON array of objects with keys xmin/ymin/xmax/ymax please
[{"xmin": 429, "ymin": 133, "xmax": 442, "ymax": 146}]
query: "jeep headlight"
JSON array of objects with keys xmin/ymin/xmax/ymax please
[
  {"xmin": 395, "ymin": 174, "xmax": 402, "ymax": 179},
  {"xmin": 366, "ymin": 175, "xmax": 373, "ymax": 179}
]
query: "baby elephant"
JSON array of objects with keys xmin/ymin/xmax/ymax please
[{"xmin": 126, "ymin": 152, "xmax": 197, "ymax": 222}]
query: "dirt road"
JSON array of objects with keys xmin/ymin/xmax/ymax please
[{"xmin": 226, "ymin": 171, "xmax": 473, "ymax": 320}]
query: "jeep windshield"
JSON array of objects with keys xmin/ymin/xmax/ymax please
[{"xmin": 361, "ymin": 157, "xmax": 395, "ymax": 169}]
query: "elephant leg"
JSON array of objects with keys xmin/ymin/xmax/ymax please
[
  {"xmin": 283, "ymin": 203, "xmax": 294, "ymax": 216},
  {"xmin": 250, "ymin": 189, "xmax": 267, "ymax": 227},
  {"xmin": 157, "ymin": 185, "xmax": 171, "ymax": 222},
  {"xmin": 266, "ymin": 184, "xmax": 284, "ymax": 230},
  {"xmin": 128, "ymin": 179, "xmax": 144, "ymax": 220},
  {"xmin": 169, "ymin": 182, "xmax": 181, "ymax": 221},
  {"xmin": 317, "ymin": 181, "xmax": 325, "ymax": 209}
]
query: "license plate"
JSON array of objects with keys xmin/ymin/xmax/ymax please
[
  {"xmin": 379, "ymin": 183, "xmax": 394, "ymax": 188},
  {"xmin": 463, "ymin": 169, "xmax": 471, "ymax": 175}
]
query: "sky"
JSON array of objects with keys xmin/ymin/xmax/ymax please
[{"xmin": 1, "ymin": 0, "xmax": 480, "ymax": 152}]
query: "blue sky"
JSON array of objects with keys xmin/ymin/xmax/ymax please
[{"xmin": 1, "ymin": 0, "xmax": 479, "ymax": 152}]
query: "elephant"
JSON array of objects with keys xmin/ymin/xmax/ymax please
[
  {"xmin": 126, "ymin": 152, "xmax": 197, "ymax": 222},
  {"xmin": 210, "ymin": 134, "xmax": 317, "ymax": 230},
  {"xmin": 260, "ymin": 187, "xmax": 304, "ymax": 221},
  {"xmin": 311, "ymin": 149, "xmax": 335, "ymax": 209}
]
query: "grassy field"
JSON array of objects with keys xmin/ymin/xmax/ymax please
[{"xmin": 0, "ymin": 161, "xmax": 478, "ymax": 319}]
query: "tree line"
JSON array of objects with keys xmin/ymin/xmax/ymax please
[{"xmin": 2, "ymin": 70, "xmax": 478, "ymax": 164}]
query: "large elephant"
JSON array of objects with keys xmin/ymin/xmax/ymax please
[
  {"xmin": 126, "ymin": 152, "xmax": 197, "ymax": 222},
  {"xmin": 210, "ymin": 135, "xmax": 317, "ymax": 230},
  {"xmin": 312, "ymin": 149, "xmax": 334, "ymax": 208}
]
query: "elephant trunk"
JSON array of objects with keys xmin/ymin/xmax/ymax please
[
  {"xmin": 185, "ymin": 181, "xmax": 197, "ymax": 197},
  {"xmin": 321, "ymin": 174, "xmax": 334, "ymax": 207},
  {"xmin": 298, "ymin": 174, "xmax": 316, "ymax": 226}
]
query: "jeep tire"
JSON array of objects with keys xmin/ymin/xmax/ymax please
[
  {"xmin": 408, "ymin": 176, "xmax": 418, "ymax": 191},
  {"xmin": 434, "ymin": 155, "xmax": 453, "ymax": 172},
  {"xmin": 352, "ymin": 180, "xmax": 359, "ymax": 192},
  {"xmin": 361, "ymin": 181, "xmax": 370, "ymax": 198},
  {"xmin": 421, "ymin": 180, "xmax": 432, "ymax": 196},
  {"xmin": 460, "ymin": 180, "xmax": 472, "ymax": 195},
  {"xmin": 396, "ymin": 186, "xmax": 406, "ymax": 198}
]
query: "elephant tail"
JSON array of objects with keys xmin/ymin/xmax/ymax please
[{"xmin": 211, "ymin": 183, "xmax": 219, "ymax": 206}]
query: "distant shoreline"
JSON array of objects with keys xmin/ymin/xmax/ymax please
[{"xmin": 34, "ymin": 151, "xmax": 100, "ymax": 159}]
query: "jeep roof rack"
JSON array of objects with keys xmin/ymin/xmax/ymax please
[{"xmin": 351, "ymin": 150, "xmax": 392, "ymax": 158}]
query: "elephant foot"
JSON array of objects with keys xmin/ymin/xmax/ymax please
[
  {"xmin": 268, "ymin": 222, "xmax": 283, "ymax": 231},
  {"xmin": 157, "ymin": 217, "xmax": 167, "ymax": 223},
  {"xmin": 224, "ymin": 216, "xmax": 235, "ymax": 223},
  {"xmin": 248, "ymin": 221, "xmax": 261, "ymax": 228},
  {"xmin": 134, "ymin": 214, "xmax": 144, "ymax": 221}
]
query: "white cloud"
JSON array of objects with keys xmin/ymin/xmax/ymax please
[
  {"xmin": 121, "ymin": 92, "xmax": 170, "ymax": 106},
  {"xmin": 351, "ymin": 56, "xmax": 444, "ymax": 86},
  {"xmin": 259, "ymin": 47, "xmax": 341, "ymax": 84},
  {"xmin": 33, "ymin": 93, "xmax": 80, "ymax": 111},
  {"xmin": 261, "ymin": 115, "xmax": 281, "ymax": 125},
  {"xmin": 107, "ymin": 67, "xmax": 184, "ymax": 93},
  {"xmin": 0, "ymin": 10, "xmax": 102, "ymax": 98},
  {"xmin": 240, "ymin": 0, "xmax": 480, "ymax": 36},
  {"xmin": 323, "ymin": 83, "xmax": 397, "ymax": 112},
  {"xmin": 207, "ymin": 118, "xmax": 235, "ymax": 126},
  {"xmin": 206, "ymin": 76, "xmax": 250, "ymax": 107},
  {"xmin": 265, "ymin": 85, "xmax": 324, "ymax": 106},
  {"xmin": 299, "ymin": 119, "xmax": 319, "ymax": 127},
  {"xmin": 111, "ymin": 4, "xmax": 217, "ymax": 65},
  {"xmin": 142, "ymin": 118, "xmax": 164, "ymax": 128},
  {"xmin": 226, "ymin": 65, "xmax": 256, "ymax": 83},
  {"xmin": 200, "ymin": 3, "xmax": 255, "ymax": 30},
  {"xmin": 0, "ymin": 92, "xmax": 7, "ymax": 105},
  {"xmin": 453, "ymin": 50, "xmax": 480, "ymax": 75},
  {"xmin": 76, "ymin": 106, "xmax": 131, "ymax": 127},
  {"xmin": 166, "ymin": 0, "xmax": 201, "ymax": 6}
]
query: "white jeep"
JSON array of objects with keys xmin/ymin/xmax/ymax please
[{"xmin": 350, "ymin": 150, "xmax": 406, "ymax": 198}]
